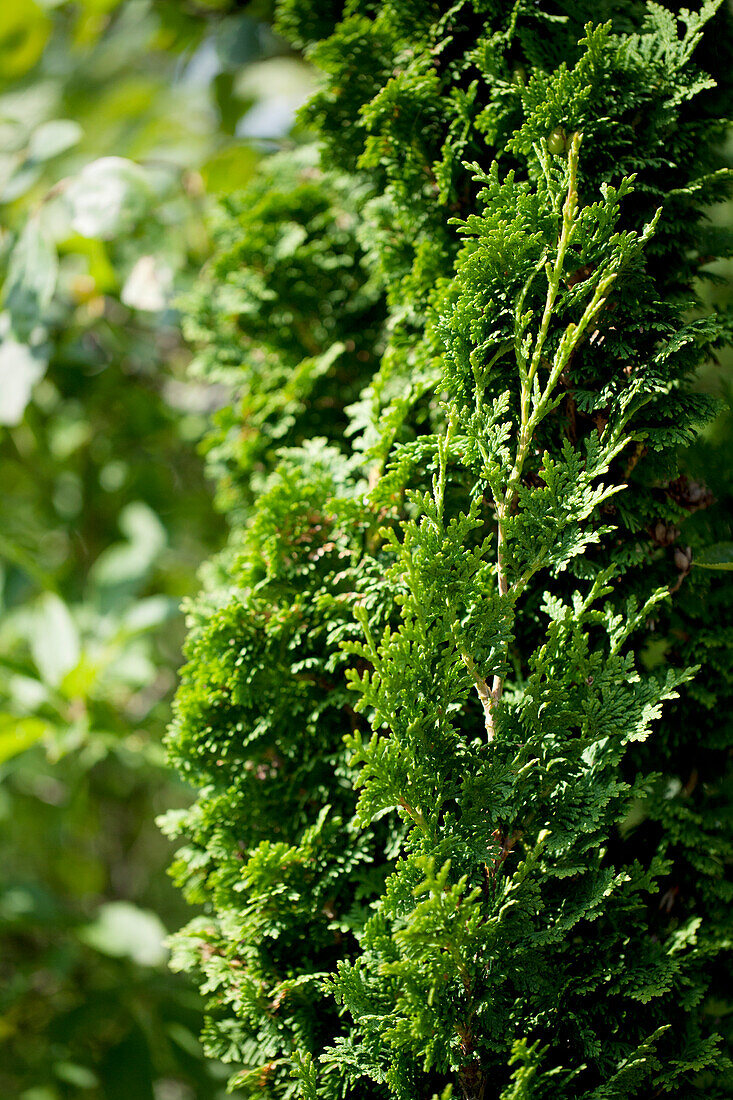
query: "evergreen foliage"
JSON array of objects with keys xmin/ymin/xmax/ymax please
[{"xmin": 164, "ymin": 2, "xmax": 733, "ymax": 1097}]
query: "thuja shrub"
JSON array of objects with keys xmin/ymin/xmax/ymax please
[{"xmin": 162, "ymin": 3, "xmax": 733, "ymax": 1098}]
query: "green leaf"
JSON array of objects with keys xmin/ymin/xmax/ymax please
[
  {"xmin": 692, "ymin": 542, "xmax": 733, "ymax": 571},
  {"xmin": 27, "ymin": 118, "xmax": 83, "ymax": 161},
  {"xmin": 3, "ymin": 216, "xmax": 58, "ymax": 339},
  {"xmin": 0, "ymin": 328, "xmax": 47, "ymax": 425},
  {"xmin": 65, "ymin": 157, "xmax": 153, "ymax": 240},
  {"xmin": 0, "ymin": 714, "xmax": 48, "ymax": 763},
  {"xmin": 53, "ymin": 1063, "xmax": 98, "ymax": 1090},
  {"xmin": 89, "ymin": 502, "xmax": 167, "ymax": 597},
  {"xmin": 30, "ymin": 593, "xmax": 81, "ymax": 687},
  {"xmin": 80, "ymin": 901, "xmax": 168, "ymax": 967},
  {"xmin": 117, "ymin": 595, "xmax": 175, "ymax": 636},
  {"xmin": 0, "ymin": 1, "xmax": 51, "ymax": 80}
]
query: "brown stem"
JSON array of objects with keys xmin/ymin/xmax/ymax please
[
  {"xmin": 491, "ymin": 510, "xmax": 511, "ymax": 707},
  {"xmin": 460, "ymin": 649, "xmax": 499, "ymax": 740},
  {"xmin": 458, "ymin": 1060, "xmax": 487, "ymax": 1100},
  {"xmin": 398, "ymin": 797, "xmax": 427, "ymax": 832}
]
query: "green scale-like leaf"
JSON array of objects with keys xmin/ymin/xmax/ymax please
[{"xmin": 166, "ymin": 1, "xmax": 733, "ymax": 1097}]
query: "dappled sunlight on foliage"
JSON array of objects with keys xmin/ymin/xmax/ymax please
[{"xmin": 164, "ymin": 2, "xmax": 733, "ymax": 1097}]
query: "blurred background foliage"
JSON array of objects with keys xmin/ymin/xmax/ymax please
[{"xmin": 0, "ymin": 1, "xmax": 313, "ymax": 1097}]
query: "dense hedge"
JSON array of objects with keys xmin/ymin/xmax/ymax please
[{"xmin": 164, "ymin": 3, "xmax": 733, "ymax": 1097}]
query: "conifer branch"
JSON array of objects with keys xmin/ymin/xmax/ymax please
[
  {"xmin": 167, "ymin": 4, "xmax": 732, "ymax": 1094},
  {"xmin": 505, "ymin": 132, "xmax": 582, "ymax": 509}
]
